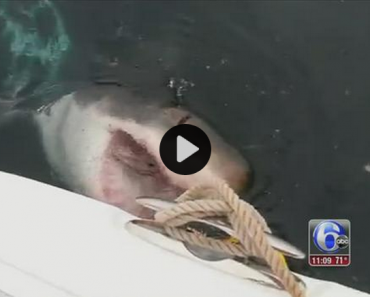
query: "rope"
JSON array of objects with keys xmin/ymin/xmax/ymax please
[{"xmin": 154, "ymin": 178, "xmax": 306, "ymax": 297}]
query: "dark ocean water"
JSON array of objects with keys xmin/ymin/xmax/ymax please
[{"xmin": 0, "ymin": 0, "xmax": 370, "ymax": 293}]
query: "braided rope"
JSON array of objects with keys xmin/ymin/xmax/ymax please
[{"xmin": 154, "ymin": 178, "xmax": 306, "ymax": 297}]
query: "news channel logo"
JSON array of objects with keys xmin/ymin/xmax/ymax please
[{"xmin": 308, "ymin": 219, "xmax": 350, "ymax": 266}]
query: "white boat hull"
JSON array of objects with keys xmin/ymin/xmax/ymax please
[{"xmin": 0, "ymin": 171, "xmax": 367, "ymax": 297}]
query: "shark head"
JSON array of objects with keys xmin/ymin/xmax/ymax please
[{"xmin": 35, "ymin": 86, "xmax": 250, "ymax": 218}]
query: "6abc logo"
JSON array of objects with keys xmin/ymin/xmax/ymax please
[
  {"xmin": 313, "ymin": 220, "xmax": 349, "ymax": 253},
  {"xmin": 308, "ymin": 219, "xmax": 351, "ymax": 266}
]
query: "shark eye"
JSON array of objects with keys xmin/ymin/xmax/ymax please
[{"xmin": 177, "ymin": 114, "xmax": 191, "ymax": 125}]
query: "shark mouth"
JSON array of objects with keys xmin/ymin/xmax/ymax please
[{"xmin": 99, "ymin": 128, "xmax": 183, "ymax": 218}]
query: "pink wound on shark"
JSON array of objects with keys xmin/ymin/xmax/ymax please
[{"xmin": 99, "ymin": 129, "xmax": 177, "ymax": 217}]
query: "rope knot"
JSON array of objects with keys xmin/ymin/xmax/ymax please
[{"xmin": 154, "ymin": 178, "xmax": 306, "ymax": 297}]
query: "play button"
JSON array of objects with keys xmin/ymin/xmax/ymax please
[
  {"xmin": 160, "ymin": 124, "xmax": 211, "ymax": 175},
  {"xmin": 176, "ymin": 136, "xmax": 199, "ymax": 162}
]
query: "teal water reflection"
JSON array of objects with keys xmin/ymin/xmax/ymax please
[{"xmin": 0, "ymin": 0, "xmax": 70, "ymax": 99}]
